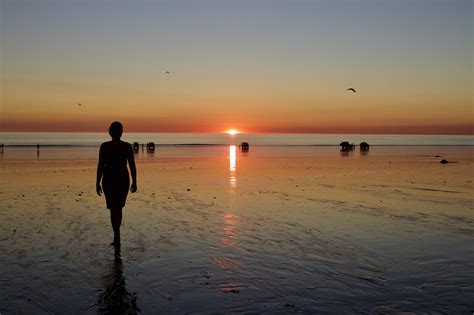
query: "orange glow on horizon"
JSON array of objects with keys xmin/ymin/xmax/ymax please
[
  {"xmin": 227, "ymin": 129, "xmax": 238, "ymax": 135},
  {"xmin": 0, "ymin": 115, "xmax": 472, "ymax": 135}
]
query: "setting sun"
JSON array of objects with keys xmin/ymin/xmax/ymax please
[{"xmin": 227, "ymin": 129, "xmax": 238, "ymax": 135}]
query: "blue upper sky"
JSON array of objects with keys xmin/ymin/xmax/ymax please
[{"xmin": 1, "ymin": 0, "xmax": 472, "ymax": 133}]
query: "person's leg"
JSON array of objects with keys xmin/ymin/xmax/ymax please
[
  {"xmin": 116, "ymin": 207, "xmax": 122, "ymax": 230},
  {"xmin": 115, "ymin": 207, "xmax": 122, "ymax": 245},
  {"xmin": 110, "ymin": 207, "xmax": 122, "ymax": 246}
]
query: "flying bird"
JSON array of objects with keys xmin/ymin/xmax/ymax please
[{"xmin": 347, "ymin": 88, "xmax": 356, "ymax": 93}]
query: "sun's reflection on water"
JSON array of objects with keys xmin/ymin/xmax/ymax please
[
  {"xmin": 229, "ymin": 145, "xmax": 236, "ymax": 191},
  {"xmin": 216, "ymin": 213, "xmax": 238, "ymax": 249},
  {"xmin": 210, "ymin": 147, "xmax": 240, "ymax": 270}
]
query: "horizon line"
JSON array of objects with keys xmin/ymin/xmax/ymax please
[{"xmin": 0, "ymin": 131, "xmax": 473, "ymax": 136}]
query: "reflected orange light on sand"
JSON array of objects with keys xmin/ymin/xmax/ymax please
[
  {"xmin": 229, "ymin": 145, "xmax": 236, "ymax": 172},
  {"xmin": 222, "ymin": 212, "xmax": 238, "ymax": 226},
  {"xmin": 213, "ymin": 149, "xmax": 241, "ymax": 269},
  {"xmin": 212, "ymin": 212, "xmax": 240, "ymax": 268},
  {"xmin": 215, "ymin": 214, "xmax": 239, "ymax": 248},
  {"xmin": 229, "ymin": 145, "xmax": 237, "ymax": 191}
]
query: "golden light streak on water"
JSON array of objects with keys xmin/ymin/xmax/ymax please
[{"xmin": 229, "ymin": 145, "xmax": 237, "ymax": 191}]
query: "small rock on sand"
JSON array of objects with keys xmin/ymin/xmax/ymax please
[
  {"xmin": 440, "ymin": 159, "xmax": 449, "ymax": 164},
  {"xmin": 187, "ymin": 188, "xmax": 190, "ymax": 191}
]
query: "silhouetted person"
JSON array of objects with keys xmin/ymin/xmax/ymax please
[{"xmin": 96, "ymin": 122, "xmax": 137, "ymax": 246}]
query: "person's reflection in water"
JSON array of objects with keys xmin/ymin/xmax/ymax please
[
  {"xmin": 96, "ymin": 246, "xmax": 140, "ymax": 314},
  {"xmin": 96, "ymin": 121, "xmax": 137, "ymax": 246}
]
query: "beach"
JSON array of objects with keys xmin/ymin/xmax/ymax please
[{"xmin": 0, "ymin": 145, "xmax": 473, "ymax": 313}]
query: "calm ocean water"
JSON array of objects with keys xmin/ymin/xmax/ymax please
[{"xmin": 0, "ymin": 132, "xmax": 472, "ymax": 146}]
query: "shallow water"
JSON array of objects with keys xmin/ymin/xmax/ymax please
[
  {"xmin": 0, "ymin": 146, "xmax": 473, "ymax": 313},
  {"xmin": 1, "ymin": 131, "xmax": 473, "ymax": 146},
  {"xmin": 1, "ymin": 144, "xmax": 473, "ymax": 160}
]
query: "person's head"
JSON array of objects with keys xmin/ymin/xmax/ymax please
[{"xmin": 109, "ymin": 121, "xmax": 123, "ymax": 140}]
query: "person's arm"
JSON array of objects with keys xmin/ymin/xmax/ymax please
[
  {"xmin": 128, "ymin": 144, "xmax": 137, "ymax": 193},
  {"xmin": 96, "ymin": 144, "xmax": 104, "ymax": 196}
]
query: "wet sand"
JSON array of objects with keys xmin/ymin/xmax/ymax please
[{"xmin": 0, "ymin": 146, "xmax": 473, "ymax": 313}]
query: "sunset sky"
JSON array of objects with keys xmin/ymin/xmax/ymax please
[{"xmin": 1, "ymin": 0, "xmax": 472, "ymax": 134}]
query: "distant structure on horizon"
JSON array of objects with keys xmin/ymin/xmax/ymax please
[
  {"xmin": 147, "ymin": 142, "xmax": 155, "ymax": 152},
  {"xmin": 340, "ymin": 141, "xmax": 355, "ymax": 151},
  {"xmin": 132, "ymin": 142, "xmax": 139, "ymax": 153},
  {"xmin": 360, "ymin": 142, "xmax": 370, "ymax": 151},
  {"xmin": 240, "ymin": 142, "xmax": 250, "ymax": 151}
]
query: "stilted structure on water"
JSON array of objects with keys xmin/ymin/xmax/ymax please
[
  {"xmin": 132, "ymin": 142, "xmax": 139, "ymax": 152},
  {"xmin": 240, "ymin": 142, "xmax": 250, "ymax": 151},
  {"xmin": 339, "ymin": 141, "xmax": 355, "ymax": 151},
  {"xmin": 360, "ymin": 142, "xmax": 370, "ymax": 151},
  {"xmin": 147, "ymin": 142, "xmax": 155, "ymax": 152}
]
